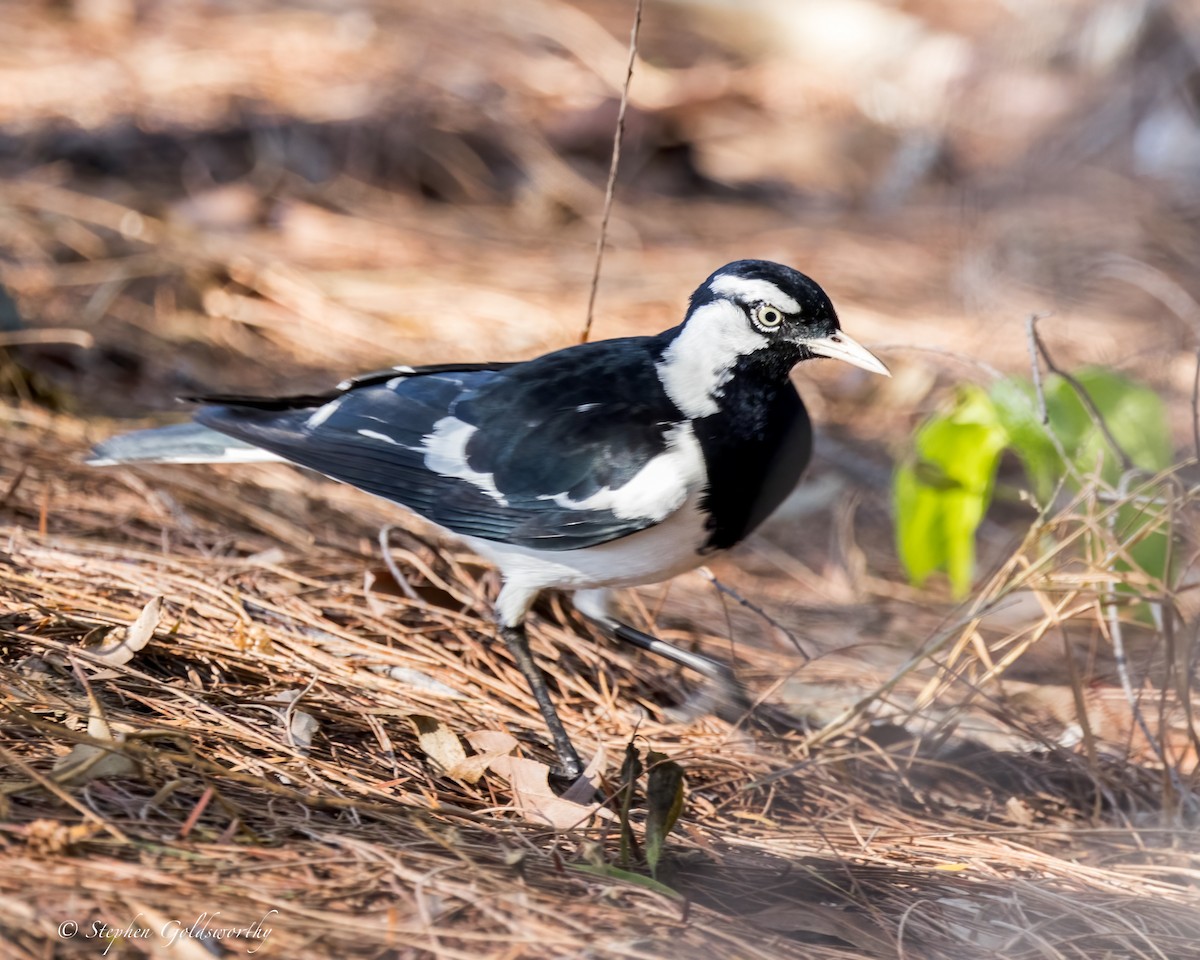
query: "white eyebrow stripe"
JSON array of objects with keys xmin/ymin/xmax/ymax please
[{"xmin": 709, "ymin": 275, "xmax": 801, "ymax": 313}]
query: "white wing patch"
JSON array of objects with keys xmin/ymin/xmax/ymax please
[
  {"xmin": 357, "ymin": 428, "xmax": 400, "ymax": 445},
  {"xmin": 422, "ymin": 416, "xmax": 507, "ymax": 504},
  {"xmin": 655, "ymin": 300, "xmax": 768, "ymax": 418},
  {"xmin": 305, "ymin": 395, "xmax": 343, "ymax": 429},
  {"xmin": 543, "ymin": 422, "xmax": 705, "ymax": 521}
]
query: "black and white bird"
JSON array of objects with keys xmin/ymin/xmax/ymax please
[{"xmin": 90, "ymin": 259, "xmax": 889, "ymax": 779}]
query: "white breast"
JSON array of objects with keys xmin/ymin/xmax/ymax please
[
  {"xmin": 466, "ymin": 422, "xmax": 713, "ymax": 627},
  {"xmin": 470, "ymin": 494, "xmax": 712, "ymax": 626},
  {"xmin": 470, "ymin": 492, "xmax": 710, "ymax": 589}
]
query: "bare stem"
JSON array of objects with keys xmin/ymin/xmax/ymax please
[{"xmin": 580, "ymin": 0, "xmax": 645, "ymax": 344}]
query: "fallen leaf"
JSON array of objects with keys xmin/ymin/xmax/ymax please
[
  {"xmin": 464, "ymin": 730, "xmax": 519, "ymax": 755},
  {"xmin": 1005, "ymin": 795, "xmax": 1036, "ymax": 826},
  {"xmin": 51, "ymin": 702, "xmax": 138, "ymax": 786},
  {"xmin": 374, "ymin": 666, "xmax": 468, "ymax": 700},
  {"xmin": 645, "ymin": 751, "xmax": 685, "ymax": 878},
  {"xmin": 488, "ymin": 755, "xmax": 610, "ymax": 830},
  {"xmin": 90, "ymin": 596, "xmax": 163, "ymax": 667},
  {"xmin": 411, "ymin": 715, "xmax": 492, "ymax": 784},
  {"xmin": 559, "ymin": 744, "xmax": 605, "ymax": 805},
  {"xmin": 289, "ymin": 710, "xmax": 320, "ymax": 755}
]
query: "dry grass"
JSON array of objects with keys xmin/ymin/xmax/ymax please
[{"xmin": 1, "ymin": 384, "xmax": 1198, "ymax": 958}]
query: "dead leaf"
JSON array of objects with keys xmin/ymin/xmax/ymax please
[
  {"xmin": 487, "ymin": 755, "xmax": 610, "ymax": 830},
  {"xmin": 411, "ymin": 715, "xmax": 499, "ymax": 784},
  {"xmin": 1005, "ymin": 795, "xmax": 1037, "ymax": 826},
  {"xmin": 411, "ymin": 714, "xmax": 467, "ymax": 768},
  {"xmin": 375, "ymin": 666, "xmax": 468, "ymax": 700},
  {"xmin": 464, "ymin": 730, "xmax": 519, "ymax": 755},
  {"xmin": 289, "ymin": 710, "xmax": 320, "ymax": 755},
  {"xmin": 51, "ymin": 701, "xmax": 138, "ymax": 786},
  {"xmin": 90, "ymin": 595, "xmax": 163, "ymax": 667},
  {"xmin": 559, "ymin": 745, "xmax": 605, "ymax": 805},
  {"xmin": 263, "ymin": 689, "xmax": 322, "ymax": 757}
]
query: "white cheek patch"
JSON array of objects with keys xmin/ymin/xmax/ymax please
[
  {"xmin": 545, "ymin": 422, "xmax": 705, "ymax": 522},
  {"xmin": 655, "ymin": 300, "xmax": 768, "ymax": 418},
  {"xmin": 708, "ymin": 275, "xmax": 801, "ymax": 314},
  {"xmin": 422, "ymin": 416, "xmax": 507, "ymax": 504}
]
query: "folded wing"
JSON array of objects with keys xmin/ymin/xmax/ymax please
[{"xmin": 194, "ymin": 346, "xmax": 699, "ymax": 551}]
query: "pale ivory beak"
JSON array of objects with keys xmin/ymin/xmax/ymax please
[{"xmin": 806, "ymin": 330, "xmax": 891, "ymax": 377}]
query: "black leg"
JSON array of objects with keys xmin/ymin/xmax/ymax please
[
  {"xmin": 605, "ymin": 619, "xmax": 806, "ymax": 733},
  {"xmin": 595, "ymin": 618, "xmax": 751, "ymax": 722},
  {"xmin": 500, "ymin": 624, "xmax": 584, "ymax": 781}
]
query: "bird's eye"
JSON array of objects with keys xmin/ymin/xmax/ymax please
[{"xmin": 754, "ymin": 304, "xmax": 784, "ymax": 329}]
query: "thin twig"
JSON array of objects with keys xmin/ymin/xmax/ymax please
[
  {"xmin": 378, "ymin": 524, "xmax": 420, "ymax": 601},
  {"xmin": 1096, "ymin": 254, "xmax": 1200, "ymax": 332},
  {"xmin": 1025, "ymin": 314, "xmax": 1049, "ymax": 425},
  {"xmin": 1191, "ymin": 347, "xmax": 1200, "ymax": 463},
  {"xmin": 1022, "ymin": 315, "xmax": 1088, "ymax": 502},
  {"xmin": 0, "ymin": 328, "xmax": 95, "ymax": 348},
  {"xmin": 1103, "ymin": 472, "xmax": 1192, "ymax": 814},
  {"xmin": 697, "ymin": 567, "xmax": 815, "ymax": 660},
  {"xmin": 866, "ymin": 343, "xmax": 1005, "ymax": 382},
  {"xmin": 580, "ymin": 0, "xmax": 644, "ymax": 344},
  {"xmin": 1029, "ymin": 316, "xmax": 1135, "ymax": 472}
]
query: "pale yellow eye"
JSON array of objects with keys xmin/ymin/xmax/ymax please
[{"xmin": 754, "ymin": 303, "xmax": 784, "ymax": 329}]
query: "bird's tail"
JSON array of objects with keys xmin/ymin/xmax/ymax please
[{"xmin": 87, "ymin": 422, "xmax": 285, "ymax": 466}]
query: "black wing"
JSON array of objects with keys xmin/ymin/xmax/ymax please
[{"xmin": 193, "ymin": 340, "xmax": 692, "ymax": 550}]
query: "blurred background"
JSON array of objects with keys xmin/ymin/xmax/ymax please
[{"xmin": 1, "ymin": 0, "xmax": 1198, "ymax": 753}]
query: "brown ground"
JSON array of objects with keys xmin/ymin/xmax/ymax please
[{"xmin": 1, "ymin": 1, "xmax": 1198, "ymax": 957}]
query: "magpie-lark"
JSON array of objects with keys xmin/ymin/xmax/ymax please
[{"xmin": 90, "ymin": 259, "xmax": 889, "ymax": 780}]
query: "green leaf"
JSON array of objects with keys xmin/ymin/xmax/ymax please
[
  {"xmin": 644, "ymin": 752, "xmax": 685, "ymax": 878},
  {"xmin": 989, "ymin": 377, "xmax": 1064, "ymax": 504},
  {"xmin": 1116, "ymin": 500, "xmax": 1172, "ymax": 590},
  {"xmin": 1069, "ymin": 367, "xmax": 1171, "ymax": 478},
  {"xmin": 991, "ymin": 368, "xmax": 1173, "ymax": 586},
  {"xmin": 617, "ymin": 740, "xmax": 643, "ymax": 868},
  {"xmin": 991, "ymin": 369, "xmax": 1172, "ymax": 501},
  {"xmin": 569, "ymin": 863, "xmax": 682, "ymax": 899},
  {"xmin": 894, "ymin": 385, "xmax": 1009, "ymax": 597},
  {"xmin": 897, "ymin": 367, "xmax": 1174, "ymax": 599}
]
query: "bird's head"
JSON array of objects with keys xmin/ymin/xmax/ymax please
[
  {"xmin": 658, "ymin": 260, "xmax": 889, "ymax": 418},
  {"xmin": 691, "ymin": 259, "xmax": 889, "ymax": 377}
]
